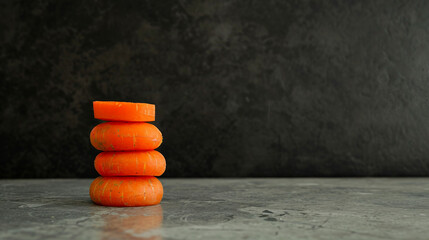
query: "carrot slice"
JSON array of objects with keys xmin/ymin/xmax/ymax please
[
  {"xmin": 89, "ymin": 176, "xmax": 163, "ymax": 207},
  {"xmin": 90, "ymin": 122, "xmax": 162, "ymax": 151},
  {"xmin": 95, "ymin": 151, "xmax": 166, "ymax": 177},
  {"xmin": 93, "ymin": 101, "xmax": 155, "ymax": 122}
]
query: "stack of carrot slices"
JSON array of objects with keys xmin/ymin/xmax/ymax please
[{"xmin": 89, "ymin": 101, "xmax": 165, "ymax": 207}]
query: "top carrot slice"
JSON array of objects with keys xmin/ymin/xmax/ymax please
[{"xmin": 93, "ymin": 101, "xmax": 155, "ymax": 122}]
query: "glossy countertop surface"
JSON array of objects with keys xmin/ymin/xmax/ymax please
[{"xmin": 1, "ymin": 178, "xmax": 428, "ymax": 240}]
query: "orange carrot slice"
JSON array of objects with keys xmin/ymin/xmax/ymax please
[
  {"xmin": 93, "ymin": 101, "xmax": 155, "ymax": 122},
  {"xmin": 90, "ymin": 176, "xmax": 163, "ymax": 207},
  {"xmin": 90, "ymin": 122, "xmax": 162, "ymax": 151},
  {"xmin": 95, "ymin": 151, "xmax": 166, "ymax": 177}
]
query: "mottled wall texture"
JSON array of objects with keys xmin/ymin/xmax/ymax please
[{"xmin": 2, "ymin": 0, "xmax": 429, "ymax": 178}]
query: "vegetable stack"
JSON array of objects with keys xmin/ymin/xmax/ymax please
[{"xmin": 89, "ymin": 101, "xmax": 165, "ymax": 207}]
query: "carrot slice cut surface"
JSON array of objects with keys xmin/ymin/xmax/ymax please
[
  {"xmin": 90, "ymin": 122, "xmax": 162, "ymax": 151},
  {"xmin": 93, "ymin": 101, "xmax": 155, "ymax": 122},
  {"xmin": 89, "ymin": 176, "xmax": 163, "ymax": 207},
  {"xmin": 95, "ymin": 151, "xmax": 166, "ymax": 177}
]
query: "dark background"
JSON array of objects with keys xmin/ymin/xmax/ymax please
[{"xmin": 2, "ymin": 0, "xmax": 429, "ymax": 178}]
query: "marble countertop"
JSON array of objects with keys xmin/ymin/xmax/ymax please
[{"xmin": 1, "ymin": 178, "xmax": 428, "ymax": 240}]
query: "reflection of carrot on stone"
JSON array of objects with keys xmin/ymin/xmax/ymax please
[{"xmin": 101, "ymin": 204, "xmax": 163, "ymax": 240}]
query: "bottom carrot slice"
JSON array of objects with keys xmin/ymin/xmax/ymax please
[{"xmin": 90, "ymin": 176, "xmax": 163, "ymax": 207}]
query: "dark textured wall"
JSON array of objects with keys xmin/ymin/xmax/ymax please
[{"xmin": 2, "ymin": 0, "xmax": 429, "ymax": 178}]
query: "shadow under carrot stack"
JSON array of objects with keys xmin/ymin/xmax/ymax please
[{"xmin": 89, "ymin": 101, "xmax": 165, "ymax": 207}]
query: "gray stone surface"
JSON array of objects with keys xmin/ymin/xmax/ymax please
[{"xmin": 1, "ymin": 178, "xmax": 428, "ymax": 240}]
